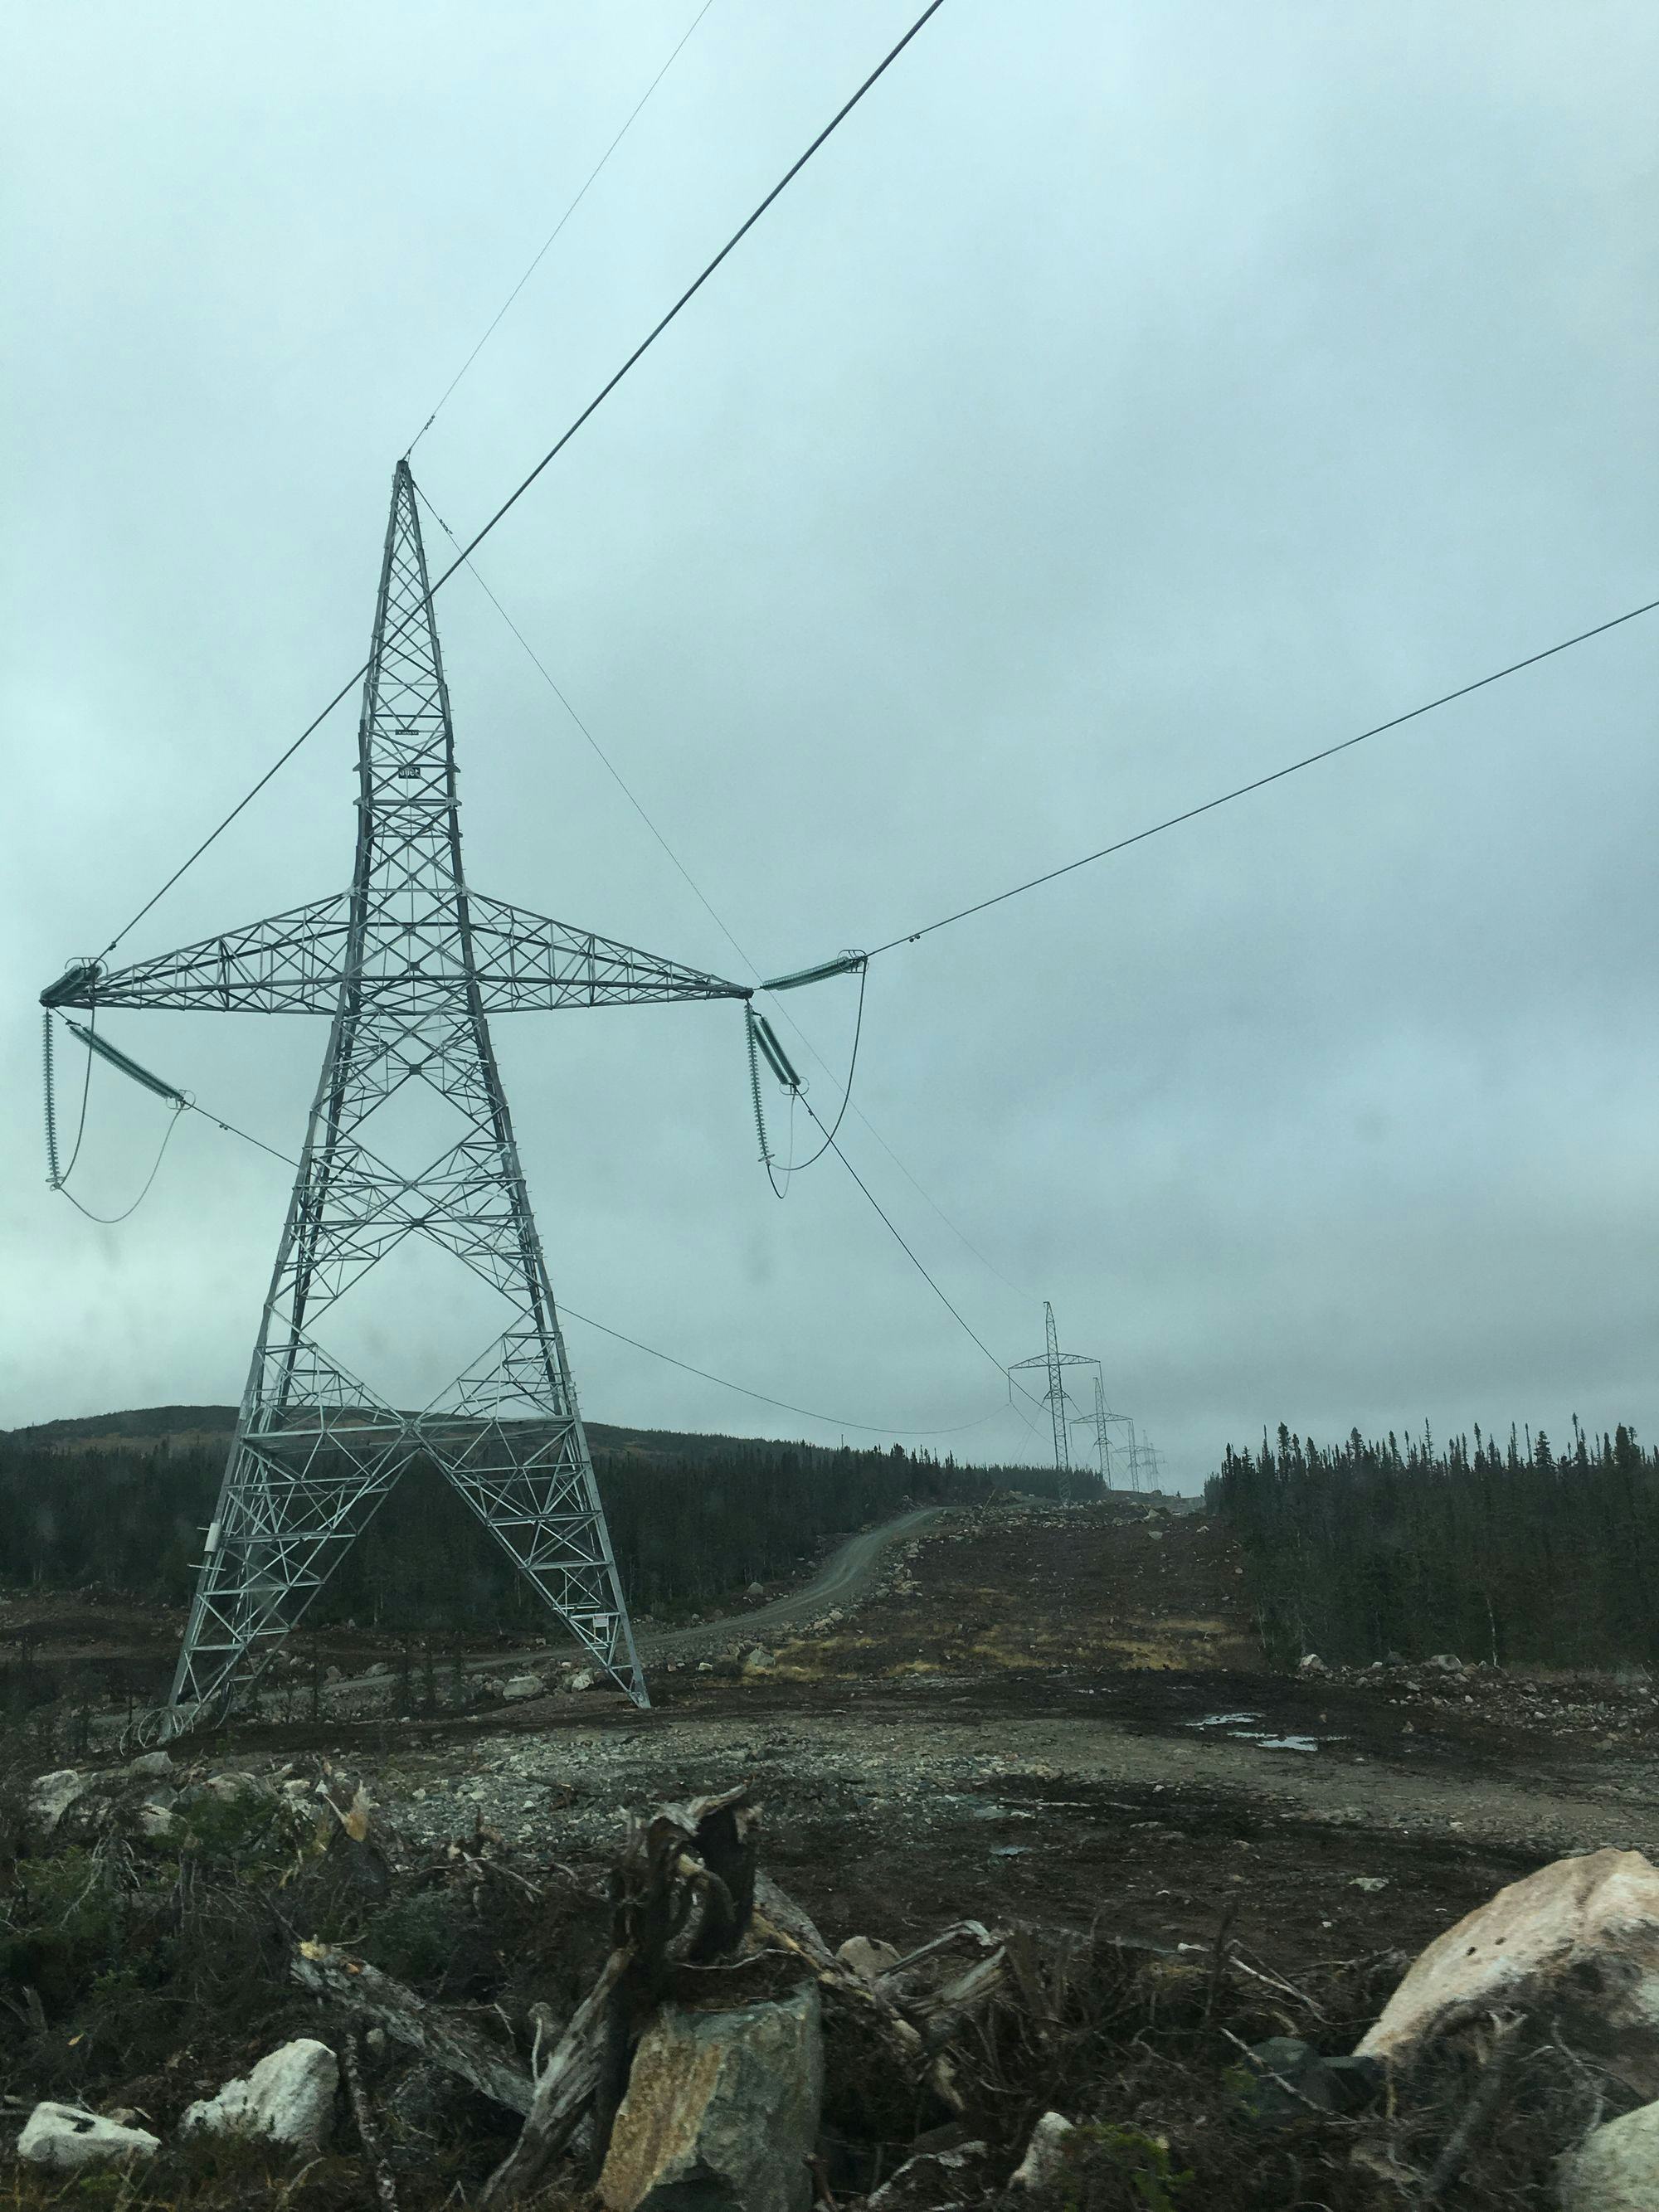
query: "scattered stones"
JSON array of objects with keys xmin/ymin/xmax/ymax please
[
  {"xmin": 1560, "ymin": 2096, "xmax": 1659, "ymax": 2212},
  {"xmin": 1357, "ymin": 1849, "xmax": 1659, "ymax": 2094},
  {"xmin": 600, "ymin": 1984, "xmax": 823, "ymax": 2212},
  {"xmin": 182, "ymin": 2037, "xmax": 339, "ymax": 2153},
  {"xmin": 17, "ymin": 2104, "xmax": 160, "ymax": 2169},
  {"xmin": 1010, "ymin": 2111, "xmax": 1075, "ymax": 2188}
]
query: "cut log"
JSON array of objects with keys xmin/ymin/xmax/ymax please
[{"xmin": 291, "ymin": 1942, "xmax": 532, "ymax": 2116}]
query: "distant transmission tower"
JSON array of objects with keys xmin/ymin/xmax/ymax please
[
  {"xmin": 41, "ymin": 463, "xmax": 751, "ymax": 1728},
  {"xmin": 1073, "ymin": 1373, "xmax": 1122, "ymax": 1489},
  {"xmin": 1010, "ymin": 1302, "xmax": 1097, "ymax": 1500}
]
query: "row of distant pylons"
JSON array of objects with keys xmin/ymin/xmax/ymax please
[{"xmin": 1010, "ymin": 1302, "xmax": 1160, "ymax": 1499}]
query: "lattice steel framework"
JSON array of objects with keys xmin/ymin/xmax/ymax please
[
  {"xmin": 1009, "ymin": 1301, "xmax": 1098, "ymax": 1498},
  {"xmin": 1073, "ymin": 1373, "xmax": 1130, "ymax": 1490},
  {"xmin": 41, "ymin": 463, "xmax": 750, "ymax": 1727}
]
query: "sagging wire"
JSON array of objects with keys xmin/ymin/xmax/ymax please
[
  {"xmin": 41, "ymin": 1009, "xmax": 191, "ymax": 1224},
  {"xmin": 744, "ymin": 959, "xmax": 868, "ymax": 1198}
]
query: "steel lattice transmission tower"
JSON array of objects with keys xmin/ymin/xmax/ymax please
[
  {"xmin": 1009, "ymin": 1301, "xmax": 1098, "ymax": 1497},
  {"xmin": 1073, "ymin": 1373, "xmax": 1127, "ymax": 1490},
  {"xmin": 41, "ymin": 464, "xmax": 751, "ymax": 1727}
]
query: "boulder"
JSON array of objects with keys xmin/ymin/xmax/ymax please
[
  {"xmin": 741, "ymin": 1646, "xmax": 776, "ymax": 1676},
  {"xmin": 1425, "ymin": 1652, "xmax": 1464, "ymax": 1675},
  {"xmin": 27, "ymin": 1768, "xmax": 93, "ymax": 1836},
  {"xmin": 500, "ymin": 1675, "xmax": 546, "ymax": 1702},
  {"xmin": 836, "ymin": 1935, "xmax": 901, "ymax": 1983},
  {"xmin": 1010, "ymin": 2112, "xmax": 1075, "ymax": 2188},
  {"xmin": 182, "ymin": 2037, "xmax": 338, "ymax": 2152},
  {"xmin": 600, "ymin": 1983, "xmax": 823, "ymax": 2212},
  {"xmin": 124, "ymin": 1750, "xmax": 175, "ymax": 1782},
  {"xmin": 746, "ymin": 1582, "xmax": 766, "ymax": 1599},
  {"xmin": 1561, "ymin": 2097, "xmax": 1659, "ymax": 2212},
  {"xmin": 17, "ymin": 2104, "xmax": 159, "ymax": 2169},
  {"xmin": 565, "ymin": 1669, "xmax": 596, "ymax": 1693},
  {"xmin": 1356, "ymin": 1849, "xmax": 1659, "ymax": 2094}
]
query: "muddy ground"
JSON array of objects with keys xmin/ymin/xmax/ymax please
[{"xmin": 9, "ymin": 1495, "xmax": 1656, "ymax": 1987}]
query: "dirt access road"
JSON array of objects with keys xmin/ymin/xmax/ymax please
[
  {"xmin": 341, "ymin": 1495, "xmax": 1659, "ymax": 1980},
  {"xmin": 640, "ymin": 1505, "xmax": 943, "ymax": 1663},
  {"xmin": 316, "ymin": 1505, "xmax": 944, "ymax": 1699}
]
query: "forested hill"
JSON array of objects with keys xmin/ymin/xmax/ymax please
[
  {"xmin": 0, "ymin": 1407, "xmax": 1068, "ymax": 1629},
  {"xmin": 1211, "ymin": 1421, "xmax": 1659, "ymax": 1672},
  {"xmin": 0, "ymin": 1405, "xmax": 855, "ymax": 1463}
]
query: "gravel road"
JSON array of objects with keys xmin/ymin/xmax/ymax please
[{"xmin": 639, "ymin": 1505, "xmax": 945, "ymax": 1662}]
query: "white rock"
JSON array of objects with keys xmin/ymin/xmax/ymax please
[
  {"xmin": 18, "ymin": 2104, "xmax": 159, "ymax": 2169},
  {"xmin": 1356, "ymin": 1849, "xmax": 1659, "ymax": 2094},
  {"xmin": 182, "ymin": 2037, "xmax": 338, "ymax": 2151},
  {"xmin": 836, "ymin": 1935, "xmax": 901, "ymax": 1982},
  {"xmin": 124, "ymin": 1750, "xmax": 175, "ymax": 1782},
  {"xmin": 1425, "ymin": 1652, "xmax": 1464, "ymax": 1674},
  {"xmin": 27, "ymin": 1769, "xmax": 92, "ymax": 1835},
  {"xmin": 566, "ymin": 1669, "xmax": 596, "ymax": 1693},
  {"xmin": 1011, "ymin": 2112, "xmax": 1075, "ymax": 2189},
  {"xmin": 500, "ymin": 1675, "xmax": 546, "ymax": 1702},
  {"xmin": 1562, "ymin": 2097, "xmax": 1659, "ymax": 2211}
]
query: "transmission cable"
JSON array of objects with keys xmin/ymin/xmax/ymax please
[
  {"xmin": 405, "ymin": 0, "xmax": 717, "ymax": 459},
  {"xmin": 792, "ymin": 1083, "xmax": 1048, "ymax": 1428},
  {"xmin": 109, "ymin": 1076, "xmax": 1021, "ymax": 1446},
  {"xmin": 99, "ymin": 0, "xmax": 948, "ymax": 960},
  {"xmin": 419, "ymin": 485, "xmax": 1031, "ymax": 1287},
  {"xmin": 864, "ymin": 593, "xmax": 1659, "ymax": 960},
  {"xmin": 561, "ymin": 1303, "xmax": 1019, "ymax": 1439}
]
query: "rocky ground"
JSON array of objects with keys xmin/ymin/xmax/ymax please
[{"xmin": 6, "ymin": 1494, "xmax": 1659, "ymax": 2206}]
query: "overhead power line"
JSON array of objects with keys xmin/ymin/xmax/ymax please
[
  {"xmin": 90, "ymin": 1052, "xmax": 1020, "ymax": 1448},
  {"xmin": 864, "ymin": 593, "xmax": 1659, "ymax": 960},
  {"xmin": 418, "ymin": 483, "xmax": 1036, "ymax": 1299},
  {"xmin": 100, "ymin": 0, "xmax": 949, "ymax": 959},
  {"xmin": 406, "ymin": 0, "xmax": 717, "ymax": 459},
  {"xmin": 561, "ymin": 1303, "xmax": 1020, "ymax": 1439}
]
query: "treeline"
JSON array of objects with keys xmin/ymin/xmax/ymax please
[
  {"xmin": 0, "ymin": 1431, "xmax": 1070, "ymax": 1630},
  {"xmin": 1209, "ymin": 1421, "xmax": 1659, "ymax": 1671}
]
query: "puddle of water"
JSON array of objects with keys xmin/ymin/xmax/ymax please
[
  {"xmin": 1185, "ymin": 1711, "xmax": 1344, "ymax": 1754},
  {"xmin": 991, "ymin": 1844, "xmax": 1032, "ymax": 1858}
]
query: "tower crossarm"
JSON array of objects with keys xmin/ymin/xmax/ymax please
[
  {"xmin": 41, "ymin": 894, "xmax": 749, "ymax": 1016},
  {"xmin": 41, "ymin": 896, "xmax": 351, "ymax": 1014},
  {"xmin": 463, "ymin": 894, "xmax": 751, "ymax": 1010}
]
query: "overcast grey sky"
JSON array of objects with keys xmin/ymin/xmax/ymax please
[{"xmin": 5, "ymin": 2, "xmax": 1657, "ymax": 1488}]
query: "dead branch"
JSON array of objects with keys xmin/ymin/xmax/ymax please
[
  {"xmin": 340, "ymin": 2032, "xmax": 399, "ymax": 2212},
  {"xmin": 291, "ymin": 1942, "xmax": 533, "ymax": 2115},
  {"xmin": 1420, "ymin": 2012, "xmax": 1525, "ymax": 2209}
]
